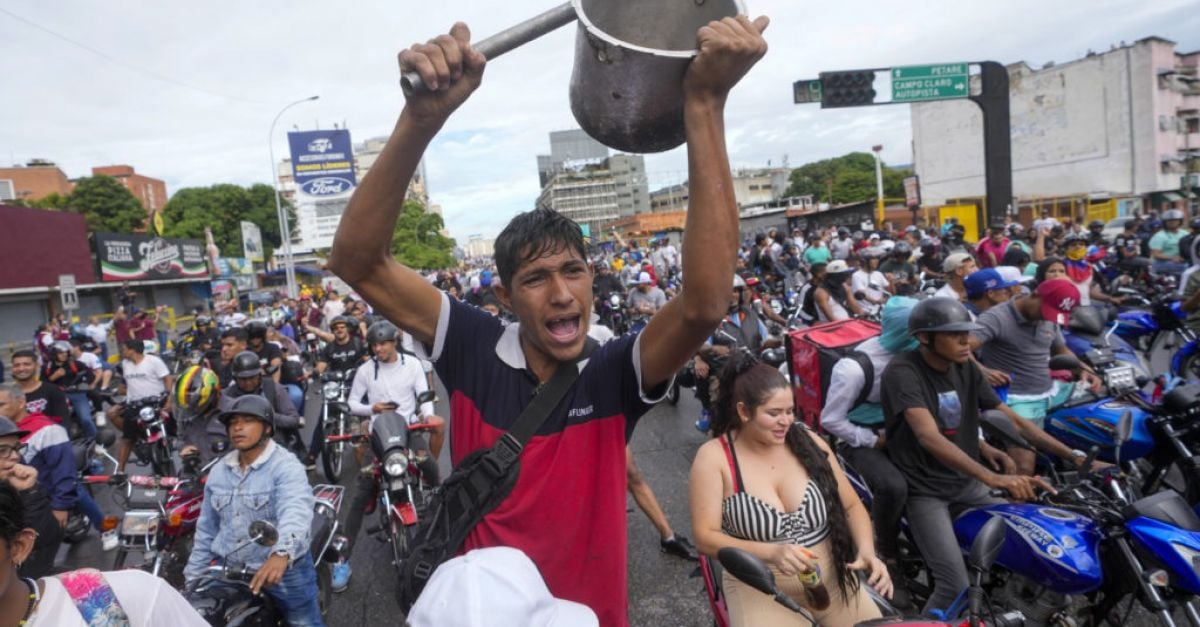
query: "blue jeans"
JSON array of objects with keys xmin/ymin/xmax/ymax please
[
  {"xmin": 76, "ymin": 486, "xmax": 104, "ymax": 530},
  {"xmin": 157, "ymin": 331, "xmax": 169, "ymax": 351},
  {"xmin": 65, "ymin": 391, "xmax": 98, "ymax": 439},
  {"xmin": 1154, "ymin": 259, "xmax": 1188, "ymax": 276},
  {"xmin": 264, "ymin": 553, "xmax": 326, "ymax": 626},
  {"xmin": 285, "ymin": 383, "xmax": 305, "ymax": 416}
]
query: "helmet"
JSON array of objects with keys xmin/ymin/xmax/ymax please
[
  {"xmin": 175, "ymin": 366, "xmax": 220, "ymax": 415},
  {"xmin": 732, "ymin": 275, "xmax": 747, "ymax": 289},
  {"xmin": 51, "ymin": 341, "xmax": 71, "ymax": 355},
  {"xmin": 852, "ymin": 230, "xmax": 864, "ymax": 240},
  {"xmin": 1088, "ymin": 220, "xmax": 1104, "ymax": 230},
  {"xmin": 231, "ymin": 351, "xmax": 263, "ymax": 379},
  {"xmin": 905, "ymin": 225, "xmax": 920, "ymax": 234},
  {"xmin": 893, "ymin": 242, "xmax": 913, "ymax": 256},
  {"xmin": 837, "ymin": 227, "xmax": 850, "ymax": 236},
  {"xmin": 270, "ymin": 309, "xmax": 286, "ymax": 326},
  {"xmin": 245, "ymin": 320, "xmax": 268, "ymax": 340},
  {"xmin": 330, "ymin": 315, "xmax": 353, "ymax": 330},
  {"xmin": 366, "ymin": 320, "xmax": 400, "ymax": 345},
  {"xmin": 217, "ymin": 394, "xmax": 274, "ymax": 430},
  {"xmin": 195, "ymin": 315, "xmax": 212, "ymax": 328},
  {"xmin": 142, "ymin": 339, "xmax": 159, "ymax": 355},
  {"xmin": 1007, "ymin": 223, "xmax": 1025, "ymax": 236},
  {"xmin": 1190, "ymin": 217, "xmax": 1200, "ymax": 230},
  {"xmin": 908, "ymin": 298, "xmax": 980, "ymax": 336},
  {"xmin": 1062, "ymin": 232, "xmax": 1087, "ymax": 245},
  {"xmin": 1164, "ymin": 209, "xmax": 1185, "ymax": 222}
]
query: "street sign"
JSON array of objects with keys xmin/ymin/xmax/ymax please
[
  {"xmin": 793, "ymin": 79, "xmax": 823, "ymax": 104},
  {"xmin": 904, "ymin": 175, "xmax": 921, "ymax": 208},
  {"xmin": 58, "ymin": 274, "xmax": 79, "ymax": 311},
  {"xmin": 891, "ymin": 63, "xmax": 969, "ymax": 103}
]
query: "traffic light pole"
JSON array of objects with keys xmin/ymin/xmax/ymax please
[{"xmin": 970, "ymin": 61, "xmax": 1012, "ymax": 230}]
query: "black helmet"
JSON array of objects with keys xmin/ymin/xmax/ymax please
[
  {"xmin": 195, "ymin": 315, "xmax": 212, "ymax": 327},
  {"xmin": 837, "ymin": 227, "xmax": 850, "ymax": 236},
  {"xmin": 231, "ymin": 350, "xmax": 263, "ymax": 379},
  {"xmin": 218, "ymin": 394, "xmax": 274, "ymax": 430},
  {"xmin": 893, "ymin": 242, "xmax": 912, "ymax": 256},
  {"xmin": 366, "ymin": 321, "xmax": 399, "ymax": 345},
  {"xmin": 1190, "ymin": 217, "xmax": 1200, "ymax": 230},
  {"xmin": 245, "ymin": 320, "xmax": 268, "ymax": 340},
  {"xmin": 1088, "ymin": 220, "xmax": 1104, "ymax": 230},
  {"xmin": 908, "ymin": 297, "xmax": 980, "ymax": 336}
]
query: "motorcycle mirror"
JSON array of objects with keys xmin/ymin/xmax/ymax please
[
  {"xmin": 416, "ymin": 390, "xmax": 437, "ymax": 405},
  {"xmin": 1114, "ymin": 410, "xmax": 1133, "ymax": 448},
  {"xmin": 211, "ymin": 440, "xmax": 228, "ymax": 454},
  {"xmin": 717, "ymin": 547, "xmax": 804, "ymax": 614},
  {"xmin": 969, "ymin": 515, "xmax": 1007, "ymax": 573},
  {"xmin": 248, "ymin": 520, "xmax": 279, "ymax": 547},
  {"xmin": 1048, "ymin": 354, "xmax": 1082, "ymax": 372},
  {"xmin": 979, "ymin": 410, "xmax": 1034, "ymax": 451}
]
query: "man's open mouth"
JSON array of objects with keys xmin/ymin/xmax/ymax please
[{"xmin": 546, "ymin": 315, "xmax": 582, "ymax": 343}]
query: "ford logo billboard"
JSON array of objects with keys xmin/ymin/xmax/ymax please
[{"xmin": 301, "ymin": 177, "xmax": 353, "ymax": 196}]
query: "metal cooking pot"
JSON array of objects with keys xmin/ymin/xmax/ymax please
[{"xmin": 569, "ymin": 0, "xmax": 747, "ymax": 153}]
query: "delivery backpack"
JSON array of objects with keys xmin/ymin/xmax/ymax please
[{"xmin": 785, "ymin": 319, "xmax": 881, "ymax": 430}]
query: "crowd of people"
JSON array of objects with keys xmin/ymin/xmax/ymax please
[{"xmin": 2, "ymin": 11, "xmax": 1197, "ymax": 627}]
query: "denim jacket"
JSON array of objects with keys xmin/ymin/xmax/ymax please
[{"xmin": 184, "ymin": 440, "xmax": 313, "ymax": 581}]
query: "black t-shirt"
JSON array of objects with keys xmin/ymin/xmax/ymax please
[
  {"xmin": 42, "ymin": 360, "xmax": 92, "ymax": 388},
  {"xmin": 319, "ymin": 338, "xmax": 366, "ymax": 373},
  {"xmin": 24, "ymin": 382, "xmax": 71, "ymax": 423},
  {"xmin": 881, "ymin": 351, "xmax": 1000, "ymax": 498},
  {"xmin": 252, "ymin": 342, "xmax": 283, "ymax": 366},
  {"xmin": 1114, "ymin": 232, "xmax": 1140, "ymax": 257}
]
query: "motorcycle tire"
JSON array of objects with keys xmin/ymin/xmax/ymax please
[
  {"xmin": 1180, "ymin": 351, "xmax": 1200, "ymax": 382},
  {"xmin": 151, "ymin": 442, "xmax": 175, "ymax": 478},
  {"xmin": 322, "ymin": 421, "xmax": 345, "ymax": 484}
]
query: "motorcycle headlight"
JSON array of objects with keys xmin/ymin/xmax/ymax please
[
  {"xmin": 1104, "ymin": 366, "xmax": 1137, "ymax": 395},
  {"xmin": 323, "ymin": 381, "xmax": 341, "ymax": 400},
  {"xmin": 383, "ymin": 451, "xmax": 408, "ymax": 478},
  {"xmin": 138, "ymin": 406, "xmax": 156, "ymax": 421},
  {"xmin": 1173, "ymin": 542, "xmax": 1200, "ymax": 577},
  {"xmin": 120, "ymin": 510, "xmax": 160, "ymax": 537},
  {"xmin": 610, "ymin": 294, "xmax": 620, "ymax": 307}
]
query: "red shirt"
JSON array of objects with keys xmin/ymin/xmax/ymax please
[{"xmin": 975, "ymin": 238, "xmax": 1010, "ymax": 268}]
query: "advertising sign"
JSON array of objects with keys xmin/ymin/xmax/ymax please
[
  {"xmin": 215, "ymin": 257, "xmax": 255, "ymax": 277},
  {"xmin": 904, "ymin": 175, "xmax": 921, "ymax": 208},
  {"xmin": 287, "ymin": 130, "xmax": 357, "ymax": 198},
  {"xmin": 95, "ymin": 232, "xmax": 209, "ymax": 282},
  {"xmin": 241, "ymin": 221, "xmax": 264, "ymax": 262}
]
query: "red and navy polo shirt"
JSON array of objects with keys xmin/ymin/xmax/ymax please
[{"xmin": 417, "ymin": 293, "xmax": 666, "ymax": 627}]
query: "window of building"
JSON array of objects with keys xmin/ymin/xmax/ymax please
[{"xmin": 0, "ymin": 180, "xmax": 13, "ymax": 201}]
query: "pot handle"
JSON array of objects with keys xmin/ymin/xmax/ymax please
[{"xmin": 401, "ymin": 1, "xmax": 578, "ymax": 96}]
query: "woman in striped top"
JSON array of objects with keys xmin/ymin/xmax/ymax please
[{"xmin": 689, "ymin": 353, "xmax": 891, "ymax": 626}]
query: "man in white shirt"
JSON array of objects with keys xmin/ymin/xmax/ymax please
[
  {"xmin": 933, "ymin": 253, "xmax": 976, "ymax": 301},
  {"xmin": 84, "ymin": 315, "xmax": 112, "ymax": 362},
  {"xmin": 322, "ymin": 288, "xmax": 346, "ymax": 323},
  {"xmin": 113, "ymin": 339, "xmax": 173, "ymax": 473}
]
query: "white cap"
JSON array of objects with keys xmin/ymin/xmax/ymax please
[
  {"xmin": 826, "ymin": 260, "xmax": 851, "ymax": 274},
  {"xmin": 407, "ymin": 547, "xmax": 598, "ymax": 627},
  {"xmin": 635, "ymin": 271, "xmax": 653, "ymax": 285},
  {"xmin": 995, "ymin": 265, "xmax": 1033, "ymax": 284}
]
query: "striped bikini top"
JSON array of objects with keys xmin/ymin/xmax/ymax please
[{"xmin": 719, "ymin": 434, "xmax": 830, "ymax": 547}]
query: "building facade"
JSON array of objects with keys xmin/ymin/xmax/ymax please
[
  {"xmin": 911, "ymin": 37, "xmax": 1200, "ymax": 217},
  {"xmin": 0, "ymin": 160, "xmax": 73, "ymax": 203},
  {"xmin": 535, "ymin": 129, "xmax": 650, "ymax": 237},
  {"xmin": 92, "ymin": 165, "xmax": 169, "ymax": 214}
]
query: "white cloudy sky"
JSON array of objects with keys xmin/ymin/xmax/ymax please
[{"xmin": 3, "ymin": 0, "xmax": 1197, "ymax": 240}]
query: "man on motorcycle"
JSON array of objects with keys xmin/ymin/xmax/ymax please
[
  {"xmin": 1150, "ymin": 209, "xmax": 1188, "ymax": 276},
  {"xmin": 627, "ymin": 272, "xmax": 667, "ymax": 316},
  {"xmin": 962, "ymin": 268, "xmax": 1017, "ymax": 318},
  {"xmin": 215, "ymin": 327, "xmax": 249, "ymax": 388},
  {"xmin": 880, "ymin": 242, "xmax": 918, "ymax": 295},
  {"xmin": 41, "ymin": 341, "xmax": 98, "ymax": 439},
  {"xmin": 334, "ymin": 320, "xmax": 444, "ymax": 592},
  {"xmin": 176, "ymin": 366, "xmax": 228, "ymax": 464},
  {"xmin": 304, "ymin": 315, "xmax": 369, "ymax": 467},
  {"xmin": 245, "ymin": 321, "xmax": 283, "ymax": 384},
  {"xmin": 221, "ymin": 352, "xmax": 303, "ymax": 457},
  {"xmin": 184, "ymin": 394, "xmax": 322, "ymax": 626},
  {"xmin": 111, "ymin": 339, "xmax": 173, "ymax": 475},
  {"xmin": 10, "ymin": 350, "xmax": 71, "ymax": 426},
  {"xmin": 881, "ymin": 298, "xmax": 1052, "ymax": 614},
  {"xmin": 932, "ymin": 253, "xmax": 975, "ymax": 301}
]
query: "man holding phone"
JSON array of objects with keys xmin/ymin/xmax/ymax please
[{"xmin": 336, "ymin": 320, "xmax": 440, "ymax": 593}]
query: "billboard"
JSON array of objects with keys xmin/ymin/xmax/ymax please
[
  {"xmin": 287, "ymin": 130, "xmax": 357, "ymax": 197},
  {"xmin": 0, "ymin": 205, "xmax": 94, "ymax": 289},
  {"xmin": 241, "ymin": 221, "xmax": 264, "ymax": 261},
  {"xmin": 95, "ymin": 233, "xmax": 209, "ymax": 282}
]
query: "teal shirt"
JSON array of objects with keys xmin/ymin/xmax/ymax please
[
  {"xmin": 1150, "ymin": 229, "xmax": 1187, "ymax": 257},
  {"xmin": 803, "ymin": 245, "xmax": 832, "ymax": 265}
]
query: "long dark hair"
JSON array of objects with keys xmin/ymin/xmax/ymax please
[
  {"xmin": 712, "ymin": 352, "xmax": 860, "ymax": 599},
  {"xmin": 1034, "ymin": 256, "xmax": 1066, "ymax": 286},
  {"xmin": 0, "ymin": 482, "xmax": 26, "ymax": 544}
]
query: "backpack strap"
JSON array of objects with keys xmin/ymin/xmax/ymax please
[
  {"xmin": 849, "ymin": 351, "xmax": 875, "ymax": 409},
  {"xmin": 719, "ymin": 434, "xmax": 746, "ymax": 493},
  {"xmin": 55, "ymin": 568, "xmax": 131, "ymax": 626}
]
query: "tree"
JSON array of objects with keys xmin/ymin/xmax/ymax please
[
  {"xmin": 160, "ymin": 183, "xmax": 296, "ymax": 259},
  {"xmin": 65, "ymin": 175, "xmax": 148, "ymax": 233},
  {"xmin": 391, "ymin": 199, "xmax": 457, "ymax": 269},
  {"xmin": 784, "ymin": 152, "xmax": 913, "ymax": 205}
]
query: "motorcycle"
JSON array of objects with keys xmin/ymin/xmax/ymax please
[
  {"xmin": 99, "ymin": 449, "xmax": 218, "ymax": 586},
  {"xmin": 122, "ymin": 393, "xmax": 175, "ymax": 477},
  {"xmin": 705, "ymin": 516, "xmax": 1017, "ymax": 627},
  {"xmin": 184, "ymin": 520, "xmax": 287, "ymax": 626},
  {"xmin": 63, "ymin": 429, "xmax": 118, "ymax": 544},
  {"xmin": 1061, "ymin": 305, "xmax": 1150, "ymax": 383},
  {"xmin": 309, "ymin": 484, "xmax": 348, "ymax": 616},
  {"xmin": 318, "ymin": 369, "xmax": 355, "ymax": 483},
  {"xmin": 1113, "ymin": 288, "xmax": 1197, "ymax": 376},
  {"xmin": 302, "ymin": 333, "xmax": 322, "ymax": 368},
  {"xmin": 599, "ymin": 292, "xmax": 627, "ymax": 336}
]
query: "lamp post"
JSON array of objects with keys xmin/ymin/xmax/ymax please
[
  {"xmin": 269, "ymin": 95, "xmax": 319, "ymax": 299},
  {"xmin": 871, "ymin": 145, "xmax": 885, "ymax": 229}
]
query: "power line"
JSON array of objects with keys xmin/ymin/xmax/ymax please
[{"xmin": 0, "ymin": 6, "xmax": 266, "ymax": 105}]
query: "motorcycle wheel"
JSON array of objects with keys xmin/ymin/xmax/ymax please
[
  {"xmin": 1179, "ymin": 351, "xmax": 1200, "ymax": 381},
  {"xmin": 151, "ymin": 442, "xmax": 175, "ymax": 477},
  {"xmin": 322, "ymin": 420, "xmax": 345, "ymax": 484}
]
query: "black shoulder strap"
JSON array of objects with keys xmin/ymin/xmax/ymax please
[{"xmin": 850, "ymin": 351, "xmax": 874, "ymax": 409}]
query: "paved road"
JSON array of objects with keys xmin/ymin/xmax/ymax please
[{"xmin": 61, "ymin": 379, "xmax": 715, "ymax": 626}]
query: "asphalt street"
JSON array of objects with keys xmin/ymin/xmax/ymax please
[{"xmin": 60, "ymin": 377, "xmax": 716, "ymax": 626}]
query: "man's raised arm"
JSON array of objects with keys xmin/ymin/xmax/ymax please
[
  {"xmin": 328, "ymin": 23, "xmax": 486, "ymax": 347},
  {"xmin": 638, "ymin": 15, "xmax": 770, "ymax": 390}
]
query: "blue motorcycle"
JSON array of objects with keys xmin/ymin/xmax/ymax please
[
  {"xmin": 1063, "ymin": 305, "xmax": 1149, "ymax": 383},
  {"xmin": 1113, "ymin": 290, "xmax": 1200, "ymax": 380}
]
